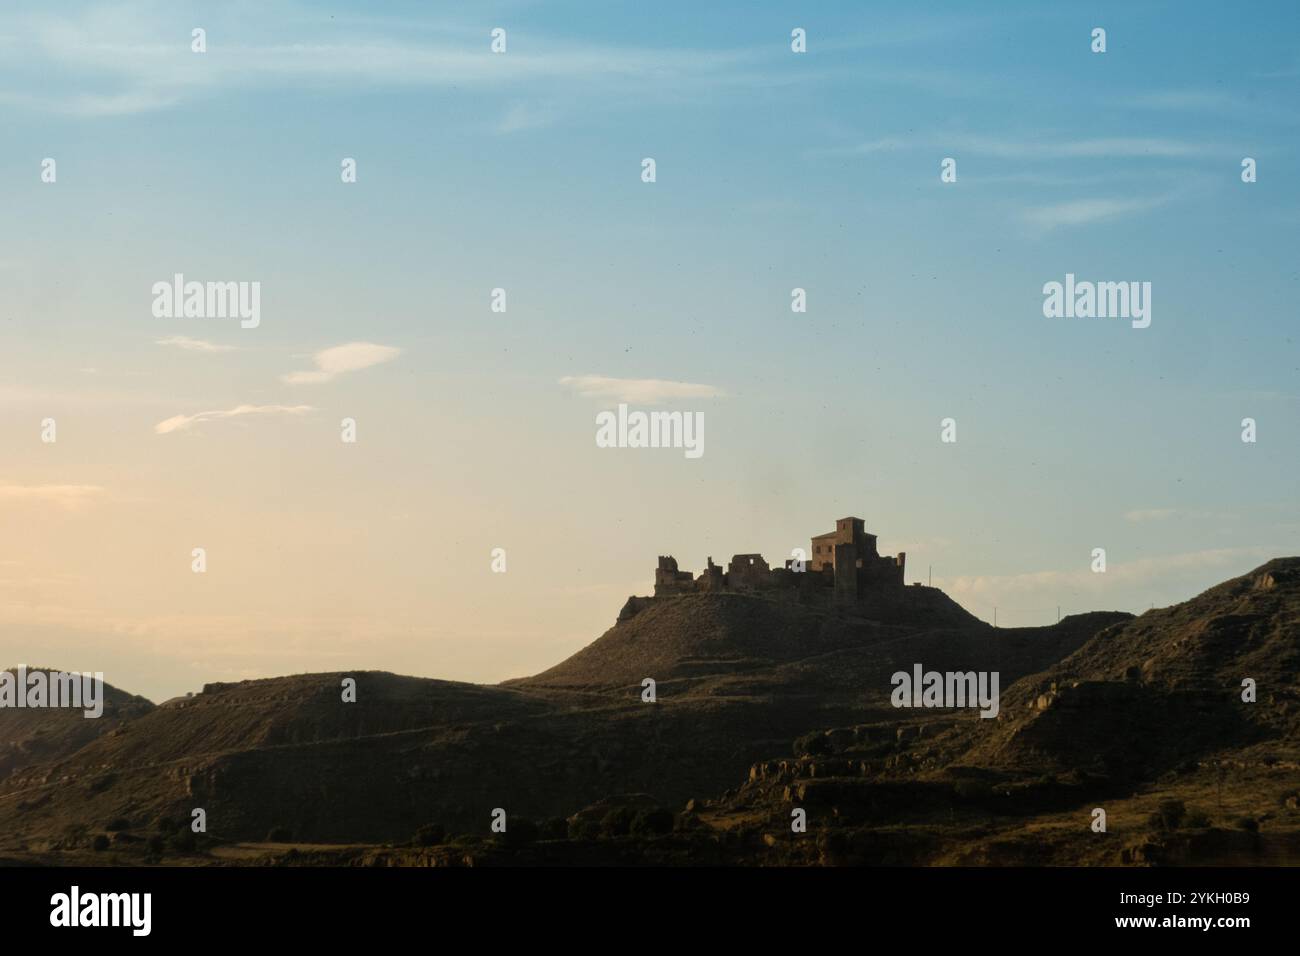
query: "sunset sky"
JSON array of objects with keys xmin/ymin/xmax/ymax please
[{"xmin": 2, "ymin": 1, "xmax": 1297, "ymax": 702}]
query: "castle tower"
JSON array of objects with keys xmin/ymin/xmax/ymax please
[
  {"xmin": 832, "ymin": 542, "xmax": 859, "ymax": 602},
  {"xmin": 810, "ymin": 516, "xmax": 875, "ymax": 572}
]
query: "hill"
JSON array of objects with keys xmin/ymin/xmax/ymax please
[
  {"xmin": 0, "ymin": 590, "xmax": 1109, "ymax": 854},
  {"xmin": 0, "ymin": 668, "xmax": 153, "ymax": 783},
  {"xmin": 3, "ymin": 560, "xmax": 1295, "ymax": 866},
  {"xmin": 672, "ymin": 558, "xmax": 1300, "ymax": 866}
]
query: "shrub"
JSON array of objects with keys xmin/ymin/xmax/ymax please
[
  {"xmin": 817, "ymin": 830, "xmax": 849, "ymax": 864},
  {"xmin": 412, "ymin": 824, "xmax": 446, "ymax": 847},
  {"xmin": 567, "ymin": 817, "xmax": 600, "ymax": 841},
  {"xmin": 266, "ymin": 826, "xmax": 293, "ymax": 842},
  {"xmin": 146, "ymin": 835, "xmax": 165, "ymax": 858},
  {"xmin": 62, "ymin": 822, "xmax": 89, "ymax": 846},
  {"xmin": 599, "ymin": 807, "xmax": 635, "ymax": 838},
  {"xmin": 91, "ymin": 834, "xmax": 110, "ymax": 852},
  {"xmin": 675, "ymin": 811, "xmax": 705, "ymax": 832},
  {"xmin": 170, "ymin": 829, "xmax": 198, "ymax": 853},
  {"xmin": 630, "ymin": 808, "xmax": 675, "ymax": 837},
  {"xmin": 106, "ymin": 817, "xmax": 132, "ymax": 832},
  {"xmin": 86, "ymin": 774, "xmax": 116, "ymax": 794},
  {"xmin": 1233, "ymin": 816, "xmax": 1259, "ymax": 832},
  {"xmin": 794, "ymin": 733, "xmax": 832, "ymax": 757},
  {"xmin": 1155, "ymin": 799, "xmax": 1186, "ymax": 830},
  {"xmin": 953, "ymin": 779, "xmax": 990, "ymax": 801},
  {"xmin": 1184, "ymin": 811, "xmax": 1212, "ymax": 829}
]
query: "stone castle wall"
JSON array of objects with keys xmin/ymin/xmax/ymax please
[{"xmin": 648, "ymin": 517, "xmax": 907, "ymax": 603}]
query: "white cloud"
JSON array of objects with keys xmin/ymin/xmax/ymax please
[
  {"xmin": 953, "ymin": 135, "xmax": 1208, "ymax": 160},
  {"xmin": 1021, "ymin": 195, "xmax": 1169, "ymax": 232},
  {"xmin": 496, "ymin": 101, "xmax": 561, "ymax": 134},
  {"xmin": 944, "ymin": 546, "xmax": 1277, "ymax": 621},
  {"xmin": 1125, "ymin": 90, "xmax": 1243, "ymax": 113},
  {"xmin": 1122, "ymin": 89, "xmax": 1295, "ymax": 125},
  {"xmin": 559, "ymin": 375, "xmax": 724, "ymax": 404},
  {"xmin": 0, "ymin": 484, "xmax": 104, "ymax": 509},
  {"xmin": 819, "ymin": 134, "xmax": 1211, "ymax": 161},
  {"xmin": 0, "ymin": 6, "xmax": 773, "ymax": 117},
  {"xmin": 836, "ymin": 136, "xmax": 911, "ymax": 154},
  {"xmin": 0, "ymin": 88, "xmax": 183, "ymax": 117},
  {"xmin": 282, "ymin": 342, "xmax": 401, "ymax": 385},
  {"xmin": 156, "ymin": 335, "xmax": 238, "ymax": 353},
  {"xmin": 154, "ymin": 404, "xmax": 315, "ymax": 435}
]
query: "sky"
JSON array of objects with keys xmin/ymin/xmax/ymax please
[{"xmin": 1, "ymin": 0, "xmax": 1297, "ymax": 702}]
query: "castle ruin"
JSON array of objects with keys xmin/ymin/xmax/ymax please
[
  {"xmin": 620, "ymin": 517, "xmax": 909, "ymax": 623},
  {"xmin": 613, "ymin": 514, "xmax": 978, "ymax": 627}
]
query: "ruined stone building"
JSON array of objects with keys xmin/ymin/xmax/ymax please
[
  {"xmin": 619, "ymin": 515, "xmax": 975, "ymax": 627},
  {"xmin": 648, "ymin": 517, "xmax": 906, "ymax": 604},
  {"xmin": 810, "ymin": 516, "xmax": 907, "ymax": 598}
]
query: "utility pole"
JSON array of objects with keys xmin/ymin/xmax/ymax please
[
  {"xmin": 1057, "ymin": 605, "xmax": 1061, "ymax": 623},
  {"xmin": 994, "ymin": 607, "xmax": 998, "ymax": 628},
  {"xmin": 928, "ymin": 564, "xmax": 932, "ymax": 587}
]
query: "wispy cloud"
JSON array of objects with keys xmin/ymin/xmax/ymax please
[
  {"xmin": 0, "ymin": 4, "xmax": 780, "ymax": 117},
  {"xmin": 945, "ymin": 546, "xmax": 1276, "ymax": 618},
  {"xmin": 0, "ymin": 484, "xmax": 104, "ymax": 509},
  {"xmin": 154, "ymin": 403, "xmax": 315, "ymax": 435},
  {"xmin": 831, "ymin": 136, "xmax": 911, "ymax": 155},
  {"xmin": 155, "ymin": 335, "xmax": 238, "ymax": 353},
  {"xmin": 1123, "ymin": 88, "xmax": 1297, "ymax": 126},
  {"xmin": 816, "ymin": 133, "xmax": 1212, "ymax": 161},
  {"xmin": 1021, "ymin": 195, "xmax": 1171, "ymax": 232},
  {"xmin": 495, "ymin": 101, "xmax": 561, "ymax": 134},
  {"xmin": 559, "ymin": 375, "xmax": 723, "ymax": 404},
  {"xmin": 0, "ymin": 87, "xmax": 183, "ymax": 116},
  {"xmin": 282, "ymin": 342, "xmax": 400, "ymax": 385},
  {"xmin": 953, "ymin": 135, "xmax": 1209, "ymax": 160},
  {"xmin": 1126, "ymin": 90, "xmax": 1243, "ymax": 113}
]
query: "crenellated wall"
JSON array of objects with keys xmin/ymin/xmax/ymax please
[{"xmin": 643, "ymin": 517, "xmax": 906, "ymax": 608}]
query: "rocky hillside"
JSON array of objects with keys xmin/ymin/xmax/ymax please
[
  {"xmin": 960, "ymin": 557, "xmax": 1300, "ymax": 778},
  {"xmin": 7, "ymin": 560, "xmax": 1292, "ymax": 866},
  {"xmin": 669, "ymin": 558, "xmax": 1300, "ymax": 866},
  {"xmin": 0, "ymin": 669, "xmax": 153, "ymax": 782},
  {"xmin": 0, "ymin": 587, "xmax": 1109, "ymax": 853}
]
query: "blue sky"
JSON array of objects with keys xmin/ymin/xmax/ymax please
[{"xmin": 1, "ymin": 1, "xmax": 1297, "ymax": 700}]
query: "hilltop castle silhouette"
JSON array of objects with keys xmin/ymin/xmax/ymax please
[
  {"xmin": 655, "ymin": 515, "xmax": 906, "ymax": 598},
  {"xmin": 616, "ymin": 517, "xmax": 924, "ymax": 625}
]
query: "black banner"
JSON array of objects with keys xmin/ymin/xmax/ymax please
[{"xmin": 0, "ymin": 865, "xmax": 1277, "ymax": 941}]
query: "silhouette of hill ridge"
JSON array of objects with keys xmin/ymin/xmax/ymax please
[
  {"xmin": 0, "ymin": 668, "xmax": 153, "ymax": 783},
  {"xmin": 2, "ymin": 561, "xmax": 1295, "ymax": 866},
  {"xmin": 955, "ymin": 557, "xmax": 1300, "ymax": 777},
  {"xmin": 675, "ymin": 558, "xmax": 1300, "ymax": 865}
]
